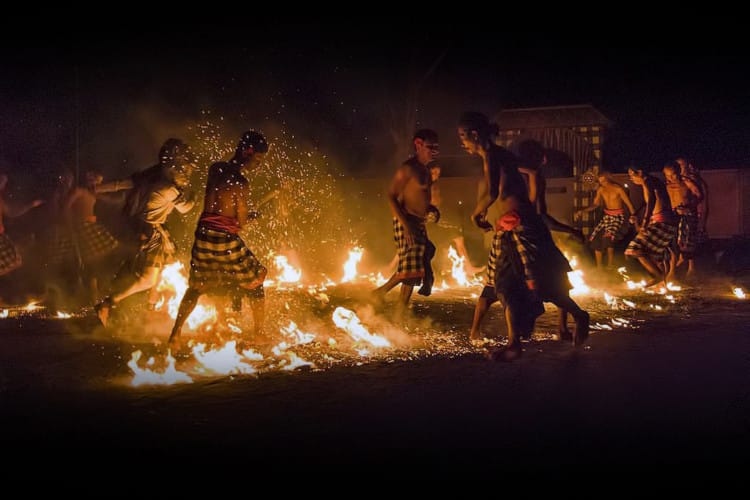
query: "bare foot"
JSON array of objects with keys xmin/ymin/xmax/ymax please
[
  {"xmin": 486, "ymin": 345, "xmax": 522, "ymax": 362},
  {"xmin": 643, "ymin": 277, "xmax": 662, "ymax": 289},
  {"xmin": 557, "ymin": 329, "xmax": 573, "ymax": 342},
  {"xmin": 94, "ymin": 300, "xmax": 111, "ymax": 327},
  {"xmin": 369, "ymin": 290, "xmax": 386, "ymax": 307},
  {"xmin": 167, "ymin": 335, "xmax": 182, "ymax": 352},
  {"xmin": 574, "ymin": 311, "xmax": 590, "ymax": 347}
]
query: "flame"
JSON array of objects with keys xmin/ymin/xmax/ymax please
[
  {"xmin": 128, "ymin": 350, "xmax": 193, "ymax": 386},
  {"xmin": 0, "ymin": 309, "xmax": 8, "ymax": 318},
  {"xmin": 734, "ymin": 287, "xmax": 746, "ymax": 299},
  {"xmin": 279, "ymin": 320, "xmax": 316, "ymax": 345},
  {"xmin": 274, "ymin": 255, "xmax": 302, "ymax": 283},
  {"xmin": 341, "ymin": 247, "xmax": 363, "ymax": 283},
  {"xmin": 56, "ymin": 311, "xmax": 72, "ymax": 318},
  {"xmin": 279, "ymin": 352, "xmax": 313, "ymax": 371},
  {"xmin": 447, "ymin": 245, "xmax": 471, "ymax": 286},
  {"xmin": 155, "ymin": 262, "xmax": 217, "ymax": 330},
  {"xmin": 25, "ymin": 301, "xmax": 42, "ymax": 312},
  {"xmin": 367, "ymin": 272, "xmax": 387, "ymax": 287},
  {"xmin": 566, "ymin": 255, "xmax": 590, "ymax": 296},
  {"xmin": 192, "ymin": 341, "xmax": 256, "ymax": 375},
  {"xmin": 332, "ymin": 306, "xmax": 391, "ymax": 348}
]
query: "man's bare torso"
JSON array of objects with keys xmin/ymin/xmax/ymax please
[{"xmin": 400, "ymin": 162, "xmax": 431, "ymax": 218}]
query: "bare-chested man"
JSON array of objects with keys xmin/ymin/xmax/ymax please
[
  {"xmin": 676, "ymin": 157, "xmax": 708, "ymax": 242},
  {"xmin": 575, "ymin": 171, "xmax": 636, "ymax": 269},
  {"xmin": 663, "ymin": 161, "xmax": 703, "ymax": 277},
  {"xmin": 459, "ymin": 112, "xmax": 588, "ymax": 361},
  {"xmin": 516, "ymin": 139, "xmax": 585, "ymax": 243},
  {"xmin": 514, "ymin": 140, "xmax": 590, "ymax": 342},
  {"xmin": 624, "ymin": 168, "xmax": 678, "ymax": 287},
  {"xmin": 95, "ymin": 139, "xmax": 196, "ymax": 326},
  {"xmin": 0, "ymin": 173, "xmax": 43, "ymax": 278},
  {"xmin": 372, "ymin": 129, "xmax": 440, "ymax": 318},
  {"xmin": 168, "ymin": 131, "xmax": 269, "ymax": 347},
  {"xmin": 59, "ymin": 171, "xmax": 119, "ymax": 302}
]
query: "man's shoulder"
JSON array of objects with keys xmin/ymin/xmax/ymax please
[{"xmin": 402, "ymin": 156, "xmax": 420, "ymax": 169}]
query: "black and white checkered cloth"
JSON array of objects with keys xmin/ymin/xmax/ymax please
[
  {"xmin": 393, "ymin": 215, "xmax": 429, "ymax": 286},
  {"xmin": 189, "ymin": 224, "xmax": 266, "ymax": 292},
  {"xmin": 625, "ymin": 221, "xmax": 677, "ymax": 259},
  {"xmin": 676, "ymin": 211, "xmax": 700, "ymax": 257},
  {"xmin": 0, "ymin": 233, "xmax": 22, "ymax": 276},
  {"xmin": 589, "ymin": 213, "xmax": 628, "ymax": 246}
]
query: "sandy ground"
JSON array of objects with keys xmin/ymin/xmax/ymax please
[{"xmin": 1, "ymin": 276, "xmax": 749, "ymax": 467}]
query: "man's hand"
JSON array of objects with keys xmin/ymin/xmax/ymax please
[
  {"xmin": 426, "ymin": 205, "xmax": 440, "ymax": 223},
  {"xmin": 628, "ymin": 215, "xmax": 638, "ymax": 225},
  {"xmin": 472, "ymin": 213, "xmax": 493, "ymax": 232}
]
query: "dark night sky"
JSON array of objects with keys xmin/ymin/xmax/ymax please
[{"xmin": 2, "ymin": 25, "xmax": 748, "ymax": 188}]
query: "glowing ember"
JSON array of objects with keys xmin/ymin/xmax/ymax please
[
  {"xmin": 128, "ymin": 350, "xmax": 193, "ymax": 386},
  {"xmin": 666, "ymin": 282, "xmax": 682, "ymax": 291},
  {"xmin": 733, "ymin": 287, "xmax": 746, "ymax": 299},
  {"xmin": 56, "ymin": 311, "xmax": 72, "ymax": 319},
  {"xmin": 0, "ymin": 310, "xmax": 8, "ymax": 318},
  {"xmin": 332, "ymin": 306, "xmax": 391, "ymax": 348},
  {"xmin": 341, "ymin": 247, "xmax": 364, "ymax": 283},
  {"xmin": 192, "ymin": 341, "xmax": 256, "ymax": 375},
  {"xmin": 273, "ymin": 255, "xmax": 302, "ymax": 283}
]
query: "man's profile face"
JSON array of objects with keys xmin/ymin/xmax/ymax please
[
  {"xmin": 663, "ymin": 167, "xmax": 679, "ymax": 183},
  {"xmin": 415, "ymin": 138, "xmax": 439, "ymax": 165},
  {"xmin": 243, "ymin": 152, "xmax": 265, "ymax": 172},
  {"xmin": 628, "ymin": 169, "xmax": 644, "ymax": 185},
  {"xmin": 457, "ymin": 127, "xmax": 478, "ymax": 155}
]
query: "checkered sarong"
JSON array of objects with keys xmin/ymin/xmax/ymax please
[
  {"xmin": 676, "ymin": 211, "xmax": 700, "ymax": 257},
  {"xmin": 189, "ymin": 225, "xmax": 266, "ymax": 291},
  {"xmin": 0, "ymin": 233, "xmax": 22, "ymax": 276},
  {"xmin": 48, "ymin": 221, "xmax": 118, "ymax": 265},
  {"xmin": 133, "ymin": 224, "xmax": 176, "ymax": 272},
  {"xmin": 393, "ymin": 215, "xmax": 428, "ymax": 286},
  {"xmin": 487, "ymin": 211, "xmax": 571, "ymax": 300},
  {"xmin": 589, "ymin": 211, "xmax": 628, "ymax": 248},
  {"xmin": 625, "ymin": 220, "xmax": 677, "ymax": 259}
]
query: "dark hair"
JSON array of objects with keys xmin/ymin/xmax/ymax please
[
  {"xmin": 458, "ymin": 112, "xmax": 500, "ymax": 143},
  {"xmin": 159, "ymin": 138, "xmax": 194, "ymax": 167},
  {"xmin": 663, "ymin": 161, "xmax": 680, "ymax": 172},
  {"xmin": 515, "ymin": 139, "xmax": 545, "ymax": 168},
  {"xmin": 238, "ymin": 130, "xmax": 269, "ymax": 154},
  {"xmin": 413, "ymin": 128, "xmax": 439, "ymax": 143}
]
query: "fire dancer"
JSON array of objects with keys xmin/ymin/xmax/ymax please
[
  {"xmin": 372, "ymin": 129, "xmax": 440, "ymax": 319},
  {"xmin": 624, "ymin": 167, "xmax": 678, "ymax": 287},
  {"xmin": 516, "ymin": 139, "xmax": 585, "ymax": 243},
  {"xmin": 575, "ymin": 171, "xmax": 636, "ymax": 270},
  {"xmin": 663, "ymin": 161, "xmax": 703, "ymax": 278},
  {"xmin": 0, "ymin": 173, "xmax": 43, "ymax": 278},
  {"xmin": 94, "ymin": 139, "xmax": 196, "ymax": 326},
  {"xmin": 676, "ymin": 158, "xmax": 708, "ymax": 240},
  {"xmin": 459, "ymin": 112, "xmax": 588, "ymax": 360},
  {"xmin": 168, "ymin": 131, "xmax": 269, "ymax": 347},
  {"xmin": 513, "ymin": 140, "xmax": 591, "ymax": 342},
  {"xmin": 53, "ymin": 171, "xmax": 119, "ymax": 303}
]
